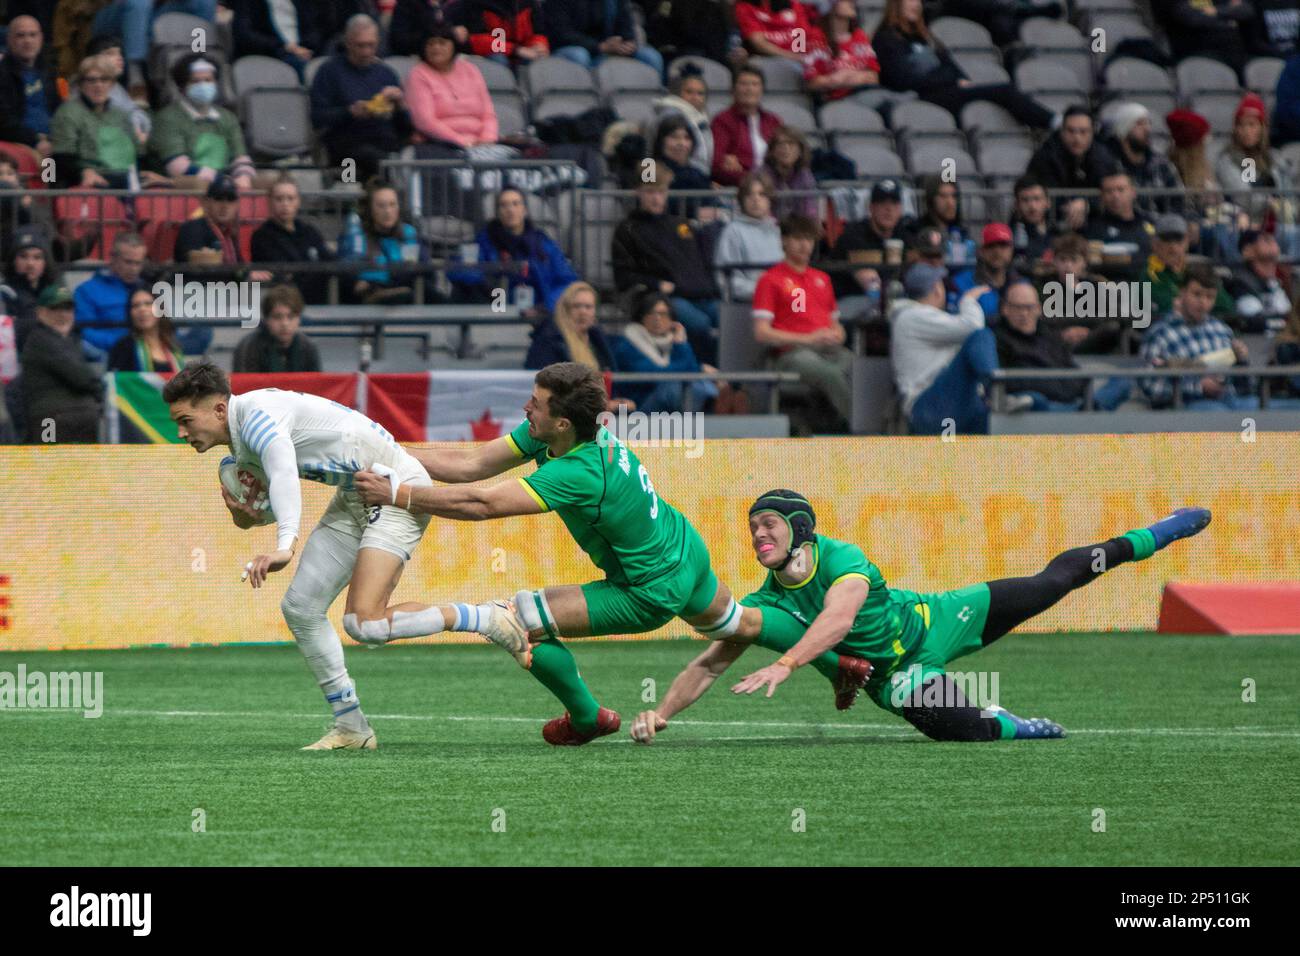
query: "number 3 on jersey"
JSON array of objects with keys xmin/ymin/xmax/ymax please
[{"xmin": 637, "ymin": 464, "xmax": 659, "ymax": 520}]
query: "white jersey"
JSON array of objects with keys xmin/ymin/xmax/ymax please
[{"xmin": 227, "ymin": 389, "xmax": 426, "ymax": 552}]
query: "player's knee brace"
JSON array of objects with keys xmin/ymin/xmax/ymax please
[
  {"xmin": 513, "ymin": 589, "xmax": 556, "ymax": 639},
  {"xmin": 342, "ymin": 612, "xmax": 391, "ymax": 646},
  {"xmin": 693, "ymin": 596, "xmax": 742, "ymax": 640}
]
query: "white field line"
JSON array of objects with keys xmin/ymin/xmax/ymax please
[{"xmin": 25, "ymin": 708, "xmax": 1300, "ymax": 738}]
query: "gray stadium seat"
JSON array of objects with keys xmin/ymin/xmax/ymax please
[
  {"xmin": 596, "ymin": 56, "xmax": 663, "ymax": 94},
  {"xmin": 1105, "ymin": 57, "xmax": 1175, "ymax": 97},
  {"xmin": 960, "ymin": 100, "xmax": 1020, "ymax": 134},
  {"xmin": 1279, "ymin": 141, "xmax": 1300, "ymax": 171},
  {"xmin": 836, "ymin": 140, "xmax": 904, "ymax": 176},
  {"xmin": 233, "ymin": 55, "xmax": 300, "ymax": 95},
  {"xmin": 764, "ymin": 95, "xmax": 819, "ymax": 132},
  {"xmin": 1192, "ymin": 93, "xmax": 1249, "ymax": 134},
  {"xmin": 818, "ymin": 100, "xmax": 886, "ymax": 134},
  {"xmin": 834, "ymin": 131, "xmax": 894, "ymax": 154},
  {"xmin": 929, "ymin": 17, "xmax": 994, "ymax": 52},
  {"xmin": 465, "ymin": 55, "xmax": 518, "ymax": 92},
  {"xmin": 977, "ymin": 141, "xmax": 1033, "ymax": 177},
  {"xmin": 908, "ymin": 144, "xmax": 977, "ymax": 179},
  {"xmin": 244, "ymin": 88, "xmax": 313, "ymax": 158},
  {"xmin": 1016, "ymin": 58, "xmax": 1088, "ymax": 99},
  {"xmin": 611, "ymin": 91, "xmax": 658, "ymax": 128},
  {"xmin": 667, "ymin": 55, "xmax": 732, "ymax": 91},
  {"xmin": 889, "ymin": 99, "xmax": 957, "ymax": 134},
  {"xmin": 532, "ymin": 92, "xmax": 601, "ymax": 121},
  {"xmin": 1245, "ymin": 57, "xmax": 1286, "ymax": 94},
  {"xmin": 954, "ymin": 53, "xmax": 1010, "ymax": 86},
  {"xmin": 491, "ymin": 93, "xmax": 528, "ymax": 137},
  {"xmin": 384, "ymin": 56, "xmax": 418, "ymax": 85},
  {"xmin": 1176, "ymin": 56, "xmax": 1241, "ymax": 97},
  {"xmin": 151, "ymin": 10, "xmax": 217, "ymax": 48},
  {"xmin": 304, "ymin": 57, "xmax": 328, "ymax": 87},
  {"xmin": 752, "ymin": 56, "xmax": 806, "ymax": 92},
  {"xmin": 1019, "ymin": 17, "xmax": 1087, "ymax": 48},
  {"xmin": 525, "ymin": 56, "xmax": 597, "ymax": 98},
  {"xmin": 706, "ymin": 91, "xmax": 731, "ymax": 117}
]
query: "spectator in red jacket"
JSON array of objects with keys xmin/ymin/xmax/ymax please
[
  {"xmin": 711, "ymin": 66, "xmax": 783, "ymax": 187},
  {"xmin": 803, "ymin": 0, "xmax": 881, "ymax": 100},
  {"xmin": 735, "ymin": 0, "xmax": 817, "ymax": 61},
  {"xmin": 460, "ymin": 0, "xmax": 549, "ymax": 66}
]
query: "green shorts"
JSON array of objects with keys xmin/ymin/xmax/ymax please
[
  {"xmin": 865, "ymin": 583, "xmax": 992, "ymax": 715},
  {"xmin": 580, "ymin": 524, "xmax": 718, "ymax": 635}
]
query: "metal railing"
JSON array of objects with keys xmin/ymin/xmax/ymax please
[{"xmin": 989, "ymin": 364, "xmax": 1300, "ymax": 411}]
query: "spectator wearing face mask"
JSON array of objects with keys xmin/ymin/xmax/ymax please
[{"xmin": 147, "ymin": 53, "xmax": 256, "ymax": 188}]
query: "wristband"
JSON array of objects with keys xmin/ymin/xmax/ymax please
[{"xmin": 777, "ymin": 654, "xmax": 799, "ymax": 671}]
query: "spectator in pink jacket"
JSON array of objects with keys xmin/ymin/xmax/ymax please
[
  {"xmin": 710, "ymin": 66, "xmax": 783, "ymax": 187},
  {"xmin": 404, "ymin": 22, "xmax": 498, "ymax": 148}
]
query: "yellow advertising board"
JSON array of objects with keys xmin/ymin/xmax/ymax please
[{"xmin": 2, "ymin": 434, "xmax": 1297, "ymax": 650}]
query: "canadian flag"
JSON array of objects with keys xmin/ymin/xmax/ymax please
[{"xmin": 367, "ymin": 371, "xmax": 536, "ymax": 441}]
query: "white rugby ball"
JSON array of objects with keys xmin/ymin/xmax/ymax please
[{"xmin": 218, "ymin": 456, "xmax": 277, "ymax": 525}]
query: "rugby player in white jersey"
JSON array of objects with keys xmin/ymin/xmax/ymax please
[{"xmin": 164, "ymin": 363, "xmax": 434, "ymax": 750}]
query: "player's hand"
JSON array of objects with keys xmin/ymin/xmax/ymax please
[
  {"xmin": 353, "ymin": 469, "xmax": 395, "ymax": 506},
  {"xmin": 221, "ymin": 485, "xmax": 260, "ymax": 526},
  {"xmin": 242, "ymin": 549, "xmax": 294, "ymax": 589},
  {"xmin": 731, "ymin": 662, "xmax": 793, "ymax": 698},
  {"xmin": 630, "ymin": 710, "xmax": 667, "ymax": 744}
]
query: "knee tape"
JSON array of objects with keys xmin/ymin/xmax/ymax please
[
  {"xmin": 513, "ymin": 589, "xmax": 555, "ymax": 639},
  {"xmin": 693, "ymin": 596, "xmax": 741, "ymax": 640},
  {"xmin": 342, "ymin": 612, "xmax": 391, "ymax": 646}
]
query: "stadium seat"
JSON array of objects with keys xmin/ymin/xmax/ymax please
[
  {"xmin": 953, "ymin": 52, "xmax": 1010, "ymax": 86},
  {"xmin": 384, "ymin": 56, "xmax": 418, "ymax": 86},
  {"xmin": 959, "ymin": 100, "xmax": 1020, "ymax": 135},
  {"xmin": 233, "ymin": 55, "xmax": 300, "ymax": 95},
  {"xmin": 908, "ymin": 144, "xmax": 978, "ymax": 180},
  {"xmin": 889, "ymin": 99, "xmax": 957, "ymax": 135},
  {"xmin": 705, "ymin": 91, "xmax": 731, "ymax": 117},
  {"xmin": 596, "ymin": 56, "xmax": 663, "ymax": 96},
  {"xmin": 763, "ymin": 95, "xmax": 819, "ymax": 133},
  {"xmin": 1104, "ymin": 57, "xmax": 1175, "ymax": 98},
  {"xmin": 666, "ymin": 55, "xmax": 732, "ymax": 92},
  {"xmin": 0, "ymin": 140, "xmax": 44, "ymax": 189},
  {"xmin": 151, "ymin": 10, "xmax": 217, "ymax": 48},
  {"xmin": 464, "ymin": 55, "xmax": 517, "ymax": 93},
  {"xmin": 243, "ymin": 88, "xmax": 314, "ymax": 159},
  {"xmin": 54, "ymin": 193, "xmax": 129, "ymax": 260},
  {"xmin": 751, "ymin": 56, "xmax": 806, "ymax": 93},
  {"xmin": 1244, "ymin": 57, "xmax": 1285, "ymax": 94},
  {"xmin": 1191, "ymin": 93, "xmax": 1248, "ymax": 136},
  {"xmin": 1018, "ymin": 17, "xmax": 1092, "ymax": 89},
  {"xmin": 818, "ymin": 100, "xmax": 885, "ymax": 134},
  {"xmin": 525, "ymin": 56, "xmax": 600, "ymax": 118},
  {"xmin": 977, "ymin": 141, "xmax": 1034, "ymax": 178},
  {"xmin": 929, "ymin": 17, "xmax": 995, "ymax": 53},
  {"xmin": 304, "ymin": 56, "xmax": 328, "ymax": 87},
  {"xmin": 1176, "ymin": 56, "xmax": 1241, "ymax": 98},
  {"xmin": 490, "ymin": 93, "xmax": 529, "ymax": 137},
  {"xmin": 1016, "ymin": 58, "xmax": 1089, "ymax": 102},
  {"xmin": 610, "ymin": 92, "xmax": 658, "ymax": 128},
  {"xmin": 836, "ymin": 140, "xmax": 904, "ymax": 176},
  {"xmin": 532, "ymin": 92, "xmax": 602, "ymax": 121}
]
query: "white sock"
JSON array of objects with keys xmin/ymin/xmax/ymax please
[
  {"xmin": 389, "ymin": 606, "xmax": 446, "ymax": 638},
  {"xmin": 446, "ymin": 603, "xmax": 496, "ymax": 633}
]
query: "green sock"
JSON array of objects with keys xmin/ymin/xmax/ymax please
[
  {"xmin": 993, "ymin": 711, "xmax": 1017, "ymax": 740},
  {"xmin": 528, "ymin": 639, "xmax": 600, "ymax": 731},
  {"xmin": 1121, "ymin": 528, "xmax": 1156, "ymax": 561},
  {"xmin": 753, "ymin": 632, "xmax": 841, "ymax": 681}
]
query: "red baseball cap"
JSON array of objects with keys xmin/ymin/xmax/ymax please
[{"xmin": 982, "ymin": 222, "xmax": 1012, "ymax": 246}]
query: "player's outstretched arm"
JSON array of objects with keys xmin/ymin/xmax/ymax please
[
  {"xmin": 732, "ymin": 578, "xmax": 869, "ymax": 699},
  {"xmin": 409, "ymin": 436, "xmax": 524, "ymax": 484},
  {"xmin": 631, "ymin": 639, "xmax": 750, "ymax": 744},
  {"xmin": 354, "ymin": 470, "xmax": 544, "ymax": 521}
]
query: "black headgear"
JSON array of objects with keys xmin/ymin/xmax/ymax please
[{"xmin": 749, "ymin": 490, "xmax": 816, "ymax": 569}]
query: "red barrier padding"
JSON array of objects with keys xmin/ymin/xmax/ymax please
[{"xmin": 1157, "ymin": 583, "xmax": 1300, "ymax": 635}]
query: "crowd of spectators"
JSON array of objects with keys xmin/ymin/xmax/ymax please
[{"xmin": 3, "ymin": 0, "xmax": 1300, "ymax": 444}]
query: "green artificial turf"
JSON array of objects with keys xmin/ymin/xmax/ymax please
[{"xmin": 2, "ymin": 635, "xmax": 1297, "ymax": 866}]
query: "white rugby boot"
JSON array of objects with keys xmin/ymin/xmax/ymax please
[
  {"xmin": 301, "ymin": 725, "xmax": 378, "ymax": 750},
  {"xmin": 480, "ymin": 600, "xmax": 534, "ymax": 669}
]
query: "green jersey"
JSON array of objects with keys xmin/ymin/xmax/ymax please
[
  {"xmin": 507, "ymin": 420, "xmax": 690, "ymax": 588},
  {"xmin": 740, "ymin": 534, "xmax": 929, "ymax": 666}
]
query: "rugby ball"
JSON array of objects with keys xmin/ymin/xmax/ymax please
[{"xmin": 218, "ymin": 456, "xmax": 277, "ymax": 525}]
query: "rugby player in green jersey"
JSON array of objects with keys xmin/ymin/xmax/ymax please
[
  {"xmin": 630, "ymin": 489, "xmax": 1211, "ymax": 744},
  {"xmin": 352, "ymin": 364, "xmax": 865, "ymax": 746}
]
